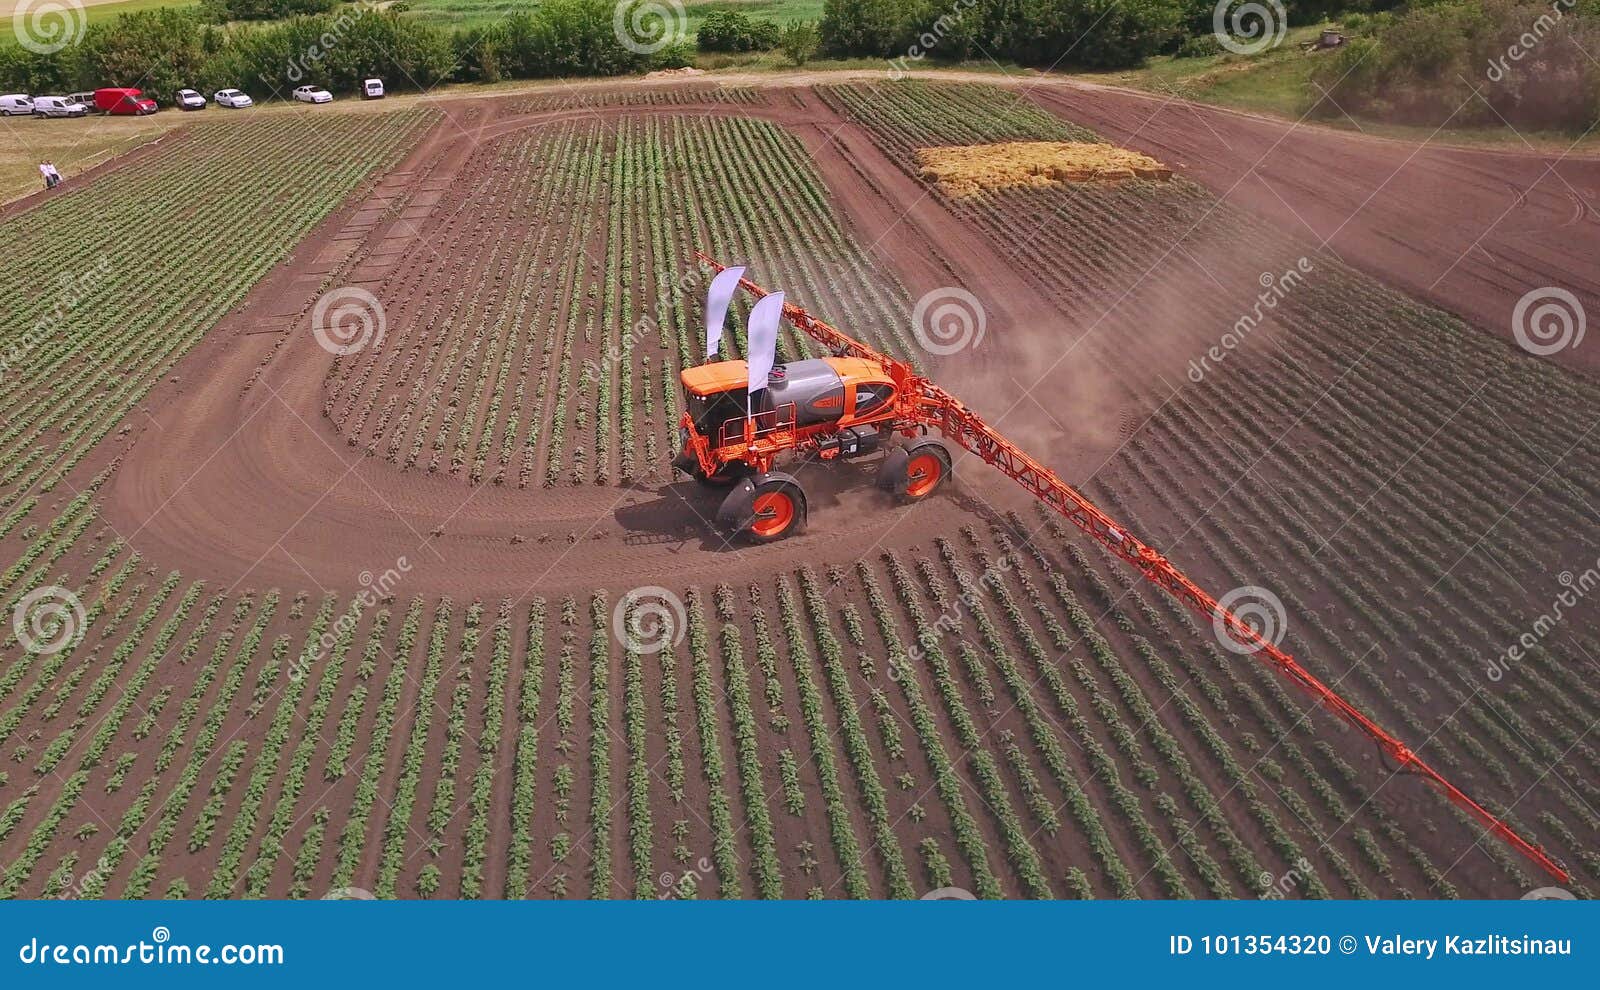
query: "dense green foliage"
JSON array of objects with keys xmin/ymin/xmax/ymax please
[
  {"xmin": 822, "ymin": 0, "xmax": 1184, "ymax": 69},
  {"xmin": 452, "ymin": 0, "xmax": 658, "ymax": 82},
  {"xmin": 1313, "ymin": 0, "xmax": 1600, "ymax": 129},
  {"xmin": 696, "ymin": 10, "xmax": 782, "ymax": 52},
  {"xmin": 201, "ymin": 0, "xmax": 340, "ymax": 22},
  {"xmin": 780, "ymin": 21, "xmax": 822, "ymax": 64},
  {"xmin": 0, "ymin": 0, "xmax": 660, "ymax": 98}
]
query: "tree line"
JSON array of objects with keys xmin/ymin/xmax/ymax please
[{"xmin": 0, "ymin": 1, "xmax": 662, "ymax": 100}]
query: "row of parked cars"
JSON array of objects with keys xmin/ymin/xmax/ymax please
[
  {"xmin": 0, "ymin": 87, "xmax": 254, "ymax": 118},
  {"xmin": 296, "ymin": 79, "xmax": 387, "ymax": 102},
  {"xmin": 0, "ymin": 79, "xmax": 384, "ymax": 118}
]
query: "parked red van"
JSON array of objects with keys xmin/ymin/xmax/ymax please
[{"xmin": 94, "ymin": 88, "xmax": 157, "ymax": 116}]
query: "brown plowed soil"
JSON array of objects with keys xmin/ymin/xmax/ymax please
[
  {"xmin": 1025, "ymin": 82, "xmax": 1600, "ymax": 370},
  {"xmin": 22, "ymin": 79, "xmax": 1588, "ymax": 901},
  {"xmin": 95, "ymin": 93, "xmax": 1069, "ymax": 599},
  {"xmin": 98, "ymin": 81, "xmax": 1600, "ymax": 596}
]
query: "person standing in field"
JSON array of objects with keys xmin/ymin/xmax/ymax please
[
  {"xmin": 39, "ymin": 163, "xmax": 51, "ymax": 190},
  {"xmin": 46, "ymin": 162, "xmax": 61, "ymax": 188}
]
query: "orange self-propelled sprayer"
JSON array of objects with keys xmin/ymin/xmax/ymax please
[{"xmin": 671, "ymin": 255, "xmax": 1567, "ymax": 883}]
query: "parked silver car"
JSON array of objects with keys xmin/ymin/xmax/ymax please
[{"xmin": 213, "ymin": 89, "xmax": 254, "ymax": 109}]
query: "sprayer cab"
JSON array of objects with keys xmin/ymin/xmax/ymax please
[
  {"xmin": 683, "ymin": 356, "xmax": 894, "ymax": 427},
  {"xmin": 673, "ymin": 354, "xmax": 945, "ymax": 541}
]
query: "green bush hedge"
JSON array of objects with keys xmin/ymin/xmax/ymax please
[
  {"xmin": 822, "ymin": 0, "xmax": 1183, "ymax": 69},
  {"xmin": 0, "ymin": 0, "xmax": 659, "ymax": 99},
  {"xmin": 200, "ymin": 0, "xmax": 339, "ymax": 22},
  {"xmin": 697, "ymin": 11, "xmax": 782, "ymax": 52}
]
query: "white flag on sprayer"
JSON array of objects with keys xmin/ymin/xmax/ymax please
[
  {"xmin": 745, "ymin": 291, "xmax": 785, "ymax": 396},
  {"xmin": 704, "ymin": 265, "xmax": 746, "ymax": 360}
]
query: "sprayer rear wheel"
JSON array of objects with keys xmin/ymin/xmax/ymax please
[{"xmin": 744, "ymin": 478, "xmax": 806, "ymax": 543}]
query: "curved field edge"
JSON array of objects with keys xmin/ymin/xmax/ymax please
[{"xmin": 0, "ymin": 83, "xmax": 1593, "ymax": 900}]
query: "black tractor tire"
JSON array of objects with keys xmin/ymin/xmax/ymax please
[
  {"xmin": 899, "ymin": 439, "xmax": 952, "ymax": 503},
  {"xmin": 720, "ymin": 472, "xmax": 807, "ymax": 543}
]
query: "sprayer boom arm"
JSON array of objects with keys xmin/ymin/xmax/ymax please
[{"xmin": 697, "ymin": 255, "xmax": 1567, "ymax": 883}]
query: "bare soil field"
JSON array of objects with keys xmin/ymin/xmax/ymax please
[
  {"xmin": 0, "ymin": 78, "xmax": 1594, "ymax": 901},
  {"xmin": 1024, "ymin": 81, "xmax": 1600, "ymax": 371}
]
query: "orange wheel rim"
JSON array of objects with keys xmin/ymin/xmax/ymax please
[
  {"xmin": 750, "ymin": 492, "xmax": 795, "ymax": 537},
  {"xmin": 906, "ymin": 454, "xmax": 942, "ymax": 498}
]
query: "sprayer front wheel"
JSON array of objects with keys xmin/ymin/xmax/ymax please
[
  {"xmin": 901, "ymin": 441, "xmax": 952, "ymax": 502},
  {"xmin": 744, "ymin": 478, "xmax": 806, "ymax": 543}
]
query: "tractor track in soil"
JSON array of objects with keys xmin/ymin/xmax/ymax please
[
  {"xmin": 1024, "ymin": 83, "xmax": 1600, "ymax": 371},
  {"xmin": 94, "ymin": 96, "xmax": 1005, "ymax": 599},
  {"xmin": 5, "ymin": 77, "xmax": 1593, "ymax": 901},
  {"xmin": 94, "ymin": 80, "xmax": 1600, "ymax": 600}
]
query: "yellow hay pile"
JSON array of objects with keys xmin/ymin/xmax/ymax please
[{"xmin": 915, "ymin": 141, "xmax": 1173, "ymax": 197}]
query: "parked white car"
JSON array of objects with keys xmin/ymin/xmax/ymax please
[
  {"xmin": 175, "ymin": 88, "xmax": 206, "ymax": 111},
  {"xmin": 0, "ymin": 94, "xmax": 33, "ymax": 116},
  {"xmin": 213, "ymin": 88, "xmax": 253, "ymax": 109},
  {"xmin": 31, "ymin": 96, "xmax": 89, "ymax": 118},
  {"xmin": 362, "ymin": 78, "xmax": 384, "ymax": 100},
  {"xmin": 293, "ymin": 86, "xmax": 333, "ymax": 105}
]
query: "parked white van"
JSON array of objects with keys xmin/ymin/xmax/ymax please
[
  {"xmin": 31, "ymin": 96, "xmax": 89, "ymax": 118},
  {"xmin": 0, "ymin": 94, "xmax": 34, "ymax": 116},
  {"xmin": 362, "ymin": 78, "xmax": 384, "ymax": 100}
]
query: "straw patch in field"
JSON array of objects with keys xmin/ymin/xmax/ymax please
[{"xmin": 915, "ymin": 141, "xmax": 1173, "ymax": 197}]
